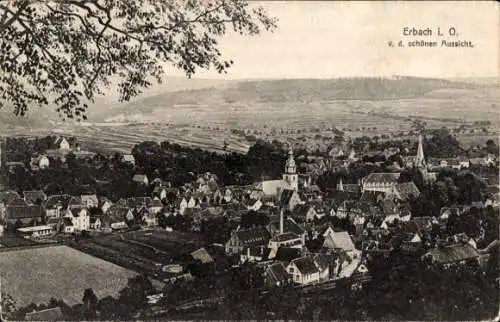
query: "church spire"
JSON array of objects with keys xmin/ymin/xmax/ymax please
[
  {"xmin": 283, "ymin": 146, "xmax": 298, "ymax": 191},
  {"xmin": 337, "ymin": 178, "xmax": 344, "ymax": 191},
  {"xmin": 285, "ymin": 146, "xmax": 296, "ymax": 174},
  {"xmin": 415, "ymin": 134, "xmax": 425, "ymax": 168}
]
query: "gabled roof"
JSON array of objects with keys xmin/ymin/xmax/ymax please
[
  {"xmin": 274, "ymin": 247, "xmax": 302, "ymax": 262},
  {"xmin": 360, "ymin": 190, "xmax": 386, "ymax": 204},
  {"xmin": 0, "ymin": 190, "xmax": 20, "ymax": 204},
  {"xmin": 45, "ymin": 195, "xmax": 74, "ymax": 209},
  {"xmin": 54, "ymin": 137, "xmax": 69, "ymax": 148},
  {"xmin": 207, "ymin": 180, "xmax": 219, "ymax": 192},
  {"xmin": 6, "ymin": 205, "xmax": 44, "ymax": 219},
  {"xmin": 62, "ymin": 217, "xmax": 74, "ymax": 226},
  {"xmin": 90, "ymin": 217, "xmax": 101, "ymax": 224},
  {"xmin": 190, "ymin": 247, "xmax": 214, "ymax": 264},
  {"xmin": 269, "ymin": 217, "xmax": 305, "ymax": 235},
  {"xmin": 291, "ymin": 256, "xmax": 319, "ymax": 275},
  {"xmin": 363, "ymin": 173, "xmax": 400, "ymax": 185},
  {"xmin": 270, "ymin": 232, "xmax": 300, "ymax": 242},
  {"xmin": 313, "ymin": 253, "xmax": 336, "ymax": 271},
  {"xmin": 393, "ymin": 182, "xmax": 420, "ymax": 200},
  {"xmin": 7, "ymin": 197, "xmax": 29, "ymax": 207},
  {"xmin": 23, "ymin": 190, "xmax": 47, "ymax": 205},
  {"xmin": 106, "ymin": 206, "xmax": 132, "ymax": 223},
  {"xmin": 324, "ymin": 231, "xmax": 356, "ymax": 251},
  {"xmin": 425, "ymin": 244, "xmax": 480, "ymax": 264},
  {"xmin": 136, "ymin": 206, "xmax": 151, "ymax": 217},
  {"xmin": 68, "ymin": 197, "xmax": 83, "ymax": 208},
  {"xmin": 81, "ymin": 194, "xmax": 98, "ymax": 205},
  {"xmin": 256, "ymin": 180, "xmax": 290, "ymax": 196},
  {"xmin": 380, "ymin": 199, "xmax": 397, "ymax": 215},
  {"xmin": 132, "ymin": 174, "xmax": 148, "ymax": 182},
  {"xmin": 128, "ymin": 197, "xmax": 153, "ymax": 208},
  {"xmin": 153, "ymin": 186, "xmax": 167, "ymax": 195},
  {"xmin": 411, "ymin": 216, "xmax": 436, "ymax": 232},
  {"xmin": 235, "ymin": 226, "xmax": 271, "ymax": 246},
  {"xmin": 293, "ymin": 204, "xmax": 312, "ymax": 217},
  {"xmin": 122, "ymin": 154, "xmax": 135, "ymax": 162},
  {"xmin": 266, "ymin": 262, "xmax": 289, "ymax": 285},
  {"xmin": 69, "ymin": 207, "xmax": 87, "ymax": 217}
]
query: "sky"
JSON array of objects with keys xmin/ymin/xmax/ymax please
[{"xmin": 166, "ymin": 1, "xmax": 499, "ymax": 80}]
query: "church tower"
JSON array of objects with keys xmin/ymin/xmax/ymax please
[
  {"xmin": 283, "ymin": 147, "xmax": 298, "ymax": 191},
  {"xmin": 337, "ymin": 178, "xmax": 344, "ymax": 191},
  {"xmin": 415, "ymin": 134, "xmax": 426, "ymax": 169}
]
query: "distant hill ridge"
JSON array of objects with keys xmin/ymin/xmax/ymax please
[
  {"xmin": 95, "ymin": 76, "xmax": 481, "ymax": 121},
  {"xmin": 0, "ymin": 76, "xmax": 494, "ymax": 126}
]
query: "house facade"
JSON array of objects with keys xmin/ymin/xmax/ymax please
[
  {"xmin": 64, "ymin": 207, "xmax": 90, "ymax": 231},
  {"xmin": 286, "ymin": 257, "xmax": 320, "ymax": 285},
  {"xmin": 225, "ymin": 227, "xmax": 271, "ymax": 255}
]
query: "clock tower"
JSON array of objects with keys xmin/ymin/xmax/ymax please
[{"xmin": 282, "ymin": 147, "xmax": 298, "ymax": 191}]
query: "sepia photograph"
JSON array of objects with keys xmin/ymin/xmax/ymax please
[{"xmin": 0, "ymin": 0, "xmax": 498, "ymax": 320}]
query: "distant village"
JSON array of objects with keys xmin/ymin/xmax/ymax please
[{"xmin": 0, "ymin": 129, "xmax": 498, "ymax": 320}]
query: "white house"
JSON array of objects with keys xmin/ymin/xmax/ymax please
[
  {"xmin": 121, "ymin": 154, "xmax": 135, "ymax": 165},
  {"xmin": 100, "ymin": 199, "xmax": 113, "ymax": 214},
  {"xmin": 153, "ymin": 186, "xmax": 168, "ymax": 201},
  {"xmin": 90, "ymin": 217, "xmax": 102, "ymax": 230},
  {"xmin": 287, "ymin": 257, "xmax": 320, "ymax": 285},
  {"xmin": 65, "ymin": 207, "xmax": 90, "ymax": 231},
  {"xmin": 132, "ymin": 174, "xmax": 149, "ymax": 185},
  {"xmin": 187, "ymin": 196, "xmax": 196, "ymax": 208},
  {"xmin": 246, "ymin": 199, "xmax": 263, "ymax": 211},
  {"xmin": 81, "ymin": 194, "xmax": 99, "ymax": 208},
  {"xmin": 177, "ymin": 197, "xmax": 188, "ymax": 215},
  {"xmin": 62, "ymin": 217, "xmax": 75, "ymax": 233},
  {"xmin": 54, "ymin": 137, "xmax": 70, "ymax": 150},
  {"xmin": 30, "ymin": 155, "xmax": 50, "ymax": 170}
]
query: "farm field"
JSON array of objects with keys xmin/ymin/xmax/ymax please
[
  {"xmin": 55, "ymin": 123, "xmax": 251, "ymax": 155},
  {"xmin": 72, "ymin": 229, "xmax": 203, "ymax": 278},
  {"xmin": 0, "ymin": 245, "xmax": 137, "ymax": 306},
  {"xmin": 1, "ymin": 80, "xmax": 497, "ymax": 155}
]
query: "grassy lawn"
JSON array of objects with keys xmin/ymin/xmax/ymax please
[{"xmin": 0, "ymin": 245, "xmax": 137, "ymax": 306}]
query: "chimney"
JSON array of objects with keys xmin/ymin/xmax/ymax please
[{"xmin": 279, "ymin": 207, "xmax": 284, "ymax": 234}]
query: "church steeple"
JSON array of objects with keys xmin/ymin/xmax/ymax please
[
  {"xmin": 415, "ymin": 134, "xmax": 425, "ymax": 169},
  {"xmin": 283, "ymin": 147, "xmax": 298, "ymax": 191},
  {"xmin": 285, "ymin": 147, "xmax": 296, "ymax": 174},
  {"xmin": 337, "ymin": 178, "xmax": 344, "ymax": 191}
]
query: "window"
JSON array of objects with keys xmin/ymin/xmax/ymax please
[{"xmin": 289, "ymin": 267, "xmax": 294, "ymax": 273}]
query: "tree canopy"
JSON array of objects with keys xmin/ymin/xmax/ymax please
[{"xmin": 0, "ymin": 0, "xmax": 277, "ymax": 119}]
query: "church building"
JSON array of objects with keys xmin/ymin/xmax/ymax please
[{"xmin": 254, "ymin": 147, "xmax": 299, "ymax": 198}]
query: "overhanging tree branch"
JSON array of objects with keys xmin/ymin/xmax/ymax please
[{"xmin": 0, "ymin": 0, "xmax": 278, "ymax": 120}]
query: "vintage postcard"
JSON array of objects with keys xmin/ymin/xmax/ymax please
[{"xmin": 0, "ymin": 1, "xmax": 498, "ymax": 321}]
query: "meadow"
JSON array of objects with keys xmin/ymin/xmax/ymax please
[{"xmin": 0, "ymin": 245, "xmax": 137, "ymax": 306}]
